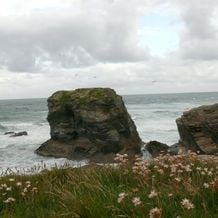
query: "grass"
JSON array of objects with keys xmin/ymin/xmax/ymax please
[{"xmin": 0, "ymin": 152, "xmax": 217, "ymax": 218}]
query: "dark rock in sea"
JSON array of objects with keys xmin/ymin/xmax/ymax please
[
  {"xmin": 10, "ymin": 131, "xmax": 28, "ymax": 137},
  {"xmin": 146, "ymin": 140, "xmax": 169, "ymax": 157},
  {"xmin": 176, "ymin": 103, "xmax": 218, "ymax": 155},
  {"xmin": 36, "ymin": 88, "xmax": 143, "ymax": 162},
  {"xmin": 4, "ymin": 131, "xmax": 15, "ymax": 135}
]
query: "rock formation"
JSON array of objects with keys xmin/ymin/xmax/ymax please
[
  {"xmin": 176, "ymin": 103, "xmax": 218, "ymax": 155},
  {"xmin": 146, "ymin": 141, "xmax": 169, "ymax": 157},
  {"xmin": 36, "ymin": 88, "xmax": 142, "ymax": 162},
  {"xmin": 9, "ymin": 131, "xmax": 28, "ymax": 137}
]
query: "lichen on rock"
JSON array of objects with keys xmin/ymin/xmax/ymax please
[{"xmin": 36, "ymin": 88, "xmax": 142, "ymax": 162}]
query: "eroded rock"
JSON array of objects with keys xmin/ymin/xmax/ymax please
[
  {"xmin": 176, "ymin": 103, "xmax": 218, "ymax": 155},
  {"xmin": 36, "ymin": 88, "xmax": 143, "ymax": 162}
]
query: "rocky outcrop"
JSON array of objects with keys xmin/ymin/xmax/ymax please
[
  {"xmin": 36, "ymin": 88, "xmax": 142, "ymax": 162},
  {"xmin": 9, "ymin": 131, "xmax": 28, "ymax": 137},
  {"xmin": 146, "ymin": 141, "xmax": 169, "ymax": 157},
  {"xmin": 176, "ymin": 103, "xmax": 218, "ymax": 155}
]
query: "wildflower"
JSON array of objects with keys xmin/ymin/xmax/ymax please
[
  {"xmin": 132, "ymin": 188, "xmax": 139, "ymax": 192},
  {"xmin": 185, "ymin": 165, "xmax": 192, "ymax": 172},
  {"xmin": 117, "ymin": 192, "xmax": 127, "ymax": 203},
  {"xmin": 16, "ymin": 182, "xmax": 22, "ymax": 187},
  {"xmin": 31, "ymin": 187, "xmax": 38, "ymax": 193},
  {"xmin": 148, "ymin": 190, "xmax": 158, "ymax": 199},
  {"xmin": 208, "ymin": 171, "xmax": 213, "ymax": 176},
  {"xmin": 175, "ymin": 177, "xmax": 182, "ymax": 183},
  {"xmin": 157, "ymin": 169, "xmax": 164, "ymax": 175},
  {"xmin": 181, "ymin": 198, "xmax": 195, "ymax": 210},
  {"xmin": 168, "ymin": 193, "xmax": 173, "ymax": 197},
  {"xmin": 9, "ymin": 178, "xmax": 15, "ymax": 182},
  {"xmin": 23, "ymin": 188, "xmax": 28, "ymax": 193},
  {"xmin": 6, "ymin": 187, "xmax": 12, "ymax": 191},
  {"xmin": 149, "ymin": 207, "xmax": 161, "ymax": 218},
  {"xmin": 132, "ymin": 197, "xmax": 141, "ymax": 206},
  {"xmin": 163, "ymin": 164, "xmax": 169, "ymax": 169},
  {"xmin": 1, "ymin": 184, "xmax": 7, "ymax": 188},
  {"xmin": 171, "ymin": 166, "xmax": 177, "ymax": 173},
  {"xmin": 203, "ymin": 183, "xmax": 209, "ymax": 188},
  {"xmin": 4, "ymin": 197, "xmax": 16, "ymax": 203},
  {"xmin": 26, "ymin": 181, "xmax": 31, "ymax": 185}
]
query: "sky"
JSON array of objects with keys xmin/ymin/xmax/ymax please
[{"xmin": 0, "ymin": 0, "xmax": 218, "ymax": 99}]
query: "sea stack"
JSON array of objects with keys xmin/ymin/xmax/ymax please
[
  {"xmin": 36, "ymin": 88, "xmax": 142, "ymax": 162},
  {"xmin": 176, "ymin": 103, "xmax": 218, "ymax": 155}
]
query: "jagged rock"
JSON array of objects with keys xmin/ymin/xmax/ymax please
[
  {"xmin": 10, "ymin": 131, "xmax": 28, "ymax": 137},
  {"xmin": 176, "ymin": 103, "xmax": 218, "ymax": 155},
  {"xmin": 36, "ymin": 88, "xmax": 142, "ymax": 162},
  {"xmin": 146, "ymin": 140, "xmax": 169, "ymax": 157}
]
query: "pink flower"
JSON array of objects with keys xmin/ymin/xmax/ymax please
[
  {"xmin": 149, "ymin": 207, "xmax": 161, "ymax": 218},
  {"xmin": 148, "ymin": 190, "xmax": 158, "ymax": 199},
  {"xmin": 132, "ymin": 197, "xmax": 141, "ymax": 206},
  {"xmin": 181, "ymin": 198, "xmax": 195, "ymax": 210},
  {"xmin": 117, "ymin": 192, "xmax": 127, "ymax": 203}
]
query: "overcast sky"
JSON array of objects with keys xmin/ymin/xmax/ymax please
[{"xmin": 0, "ymin": 0, "xmax": 218, "ymax": 99}]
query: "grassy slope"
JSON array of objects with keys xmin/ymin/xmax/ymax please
[{"xmin": 0, "ymin": 153, "xmax": 217, "ymax": 218}]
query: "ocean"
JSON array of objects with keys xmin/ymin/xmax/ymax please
[{"xmin": 0, "ymin": 92, "xmax": 218, "ymax": 171}]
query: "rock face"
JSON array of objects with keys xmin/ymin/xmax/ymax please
[
  {"xmin": 146, "ymin": 141, "xmax": 169, "ymax": 157},
  {"xmin": 36, "ymin": 88, "xmax": 142, "ymax": 162},
  {"xmin": 176, "ymin": 103, "xmax": 218, "ymax": 155}
]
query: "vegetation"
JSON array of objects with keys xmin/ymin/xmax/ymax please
[
  {"xmin": 55, "ymin": 88, "xmax": 115, "ymax": 107},
  {"xmin": 0, "ymin": 152, "xmax": 217, "ymax": 218}
]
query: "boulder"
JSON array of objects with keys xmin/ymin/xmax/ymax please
[
  {"xmin": 146, "ymin": 140, "xmax": 169, "ymax": 157},
  {"xmin": 10, "ymin": 131, "xmax": 28, "ymax": 137},
  {"xmin": 176, "ymin": 103, "xmax": 218, "ymax": 155},
  {"xmin": 36, "ymin": 88, "xmax": 142, "ymax": 162},
  {"xmin": 168, "ymin": 142, "xmax": 186, "ymax": 155}
]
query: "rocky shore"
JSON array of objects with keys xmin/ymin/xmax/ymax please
[
  {"xmin": 147, "ymin": 103, "xmax": 218, "ymax": 157},
  {"xmin": 36, "ymin": 88, "xmax": 218, "ymax": 162}
]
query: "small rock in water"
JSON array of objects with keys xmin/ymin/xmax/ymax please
[
  {"xmin": 10, "ymin": 131, "xmax": 28, "ymax": 137},
  {"xmin": 146, "ymin": 140, "xmax": 169, "ymax": 157},
  {"xmin": 4, "ymin": 131, "xmax": 15, "ymax": 135}
]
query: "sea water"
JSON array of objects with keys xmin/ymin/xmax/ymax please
[{"xmin": 0, "ymin": 92, "xmax": 218, "ymax": 170}]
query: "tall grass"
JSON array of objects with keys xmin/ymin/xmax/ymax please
[{"xmin": 0, "ymin": 152, "xmax": 217, "ymax": 217}]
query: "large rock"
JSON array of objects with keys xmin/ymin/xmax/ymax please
[
  {"xmin": 36, "ymin": 88, "xmax": 142, "ymax": 162},
  {"xmin": 176, "ymin": 103, "xmax": 218, "ymax": 155}
]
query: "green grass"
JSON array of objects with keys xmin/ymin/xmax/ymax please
[{"xmin": 0, "ymin": 153, "xmax": 217, "ymax": 218}]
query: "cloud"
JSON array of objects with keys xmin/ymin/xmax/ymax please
[
  {"xmin": 175, "ymin": 0, "xmax": 218, "ymax": 60},
  {"xmin": 0, "ymin": 0, "xmax": 152, "ymax": 73},
  {"xmin": 0, "ymin": 0, "xmax": 218, "ymax": 99}
]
